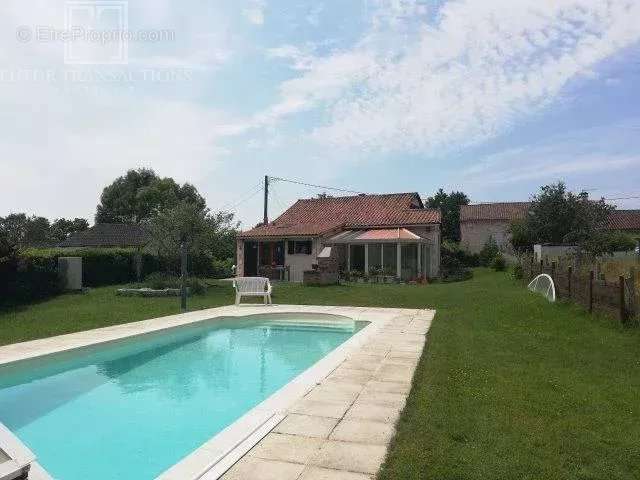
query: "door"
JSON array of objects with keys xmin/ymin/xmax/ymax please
[{"xmin": 244, "ymin": 242, "xmax": 258, "ymax": 276}]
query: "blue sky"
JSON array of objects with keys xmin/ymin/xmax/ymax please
[{"xmin": 1, "ymin": 0, "xmax": 639, "ymax": 228}]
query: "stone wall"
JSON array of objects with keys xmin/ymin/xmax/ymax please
[
  {"xmin": 303, "ymin": 246, "xmax": 339, "ymax": 285},
  {"xmin": 460, "ymin": 221, "xmax": 511, "ymax": 254}
]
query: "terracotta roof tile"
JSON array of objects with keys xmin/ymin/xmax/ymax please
[
  {"xmin": 460, "ymin": 202, "xmax": 531, "ymax": 222},
  {"xmin": 607, "ymin": 210, "xmax": 640, "ymax": 231},
  {"xmin": 239, "ymin": 193, "xmax": 440, "ymax": 238}
]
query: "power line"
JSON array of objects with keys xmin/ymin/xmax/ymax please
[
  {"xmin": 269, "ymin": 176, "xmax": 368, "ymax": 195},
  {"xmin": 221, "ymin": 183, "xmax": 264, "ymax": 213},
  {"xmin": 218, "ymin": 180, "xmax": 263, "ymax": 211}
]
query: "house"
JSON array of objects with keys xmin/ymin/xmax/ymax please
[
  {"xmin": 236, "ymin": 193, "xmax": 441, "ymax": 282},
  {"xmin": 460, "ymin": 202, "xmax": 530, "ymax": 254},
  {"xmin": 57, "ymin": 223, "xmax": 152, "ymax": 249},
  {"xmin": 461, "ymin": 203, "xmax": 640, "ymax": 254}
]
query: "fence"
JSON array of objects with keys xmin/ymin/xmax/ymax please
[{"xmin": 523, "ymin": 257, "xmax": 638, "ymax": 325}]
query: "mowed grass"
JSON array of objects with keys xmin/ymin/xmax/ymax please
[{"xmin": 1, "ymin": 270, "xmax": 639, "ymax": 479}]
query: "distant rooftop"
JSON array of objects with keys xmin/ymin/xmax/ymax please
[
  {"xmin": 460, "ymin": 202, "xmax": 531, "ymax": 222},
  {"xmin": 57, "ymin": 223, "xmax": 151, "ymax": 248}
]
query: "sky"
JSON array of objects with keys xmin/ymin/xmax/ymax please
[{"xmin": 1, "ymin": 0, "xmax": 640, "ymax": 229}]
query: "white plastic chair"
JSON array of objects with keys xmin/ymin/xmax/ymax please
[{"xmin": 233, "ymin": 277, "xmax": 273, "ymax": 305}]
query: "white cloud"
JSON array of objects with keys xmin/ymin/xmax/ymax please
[
  {"xmin": 250, "ymin": 0, "xmax": 640, "ymax": 155},
  {"xmin": 243, "ymin": 0, "xmax": 266, "ymax": 26},
  {"xmin": 460, "ymin": 120, "xmax": 640, "ymax": 185}
]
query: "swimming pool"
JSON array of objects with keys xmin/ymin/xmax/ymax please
[{"xmin": 0, "ymin": 313, "xmax": 368, "ymax": 480}]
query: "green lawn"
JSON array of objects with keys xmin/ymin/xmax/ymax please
[{"xmin": 1, "ymin": 270, "xmax": 638, "ymax": 479}]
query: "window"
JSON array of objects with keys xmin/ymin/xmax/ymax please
[{"xmin": 287, "ymin": 240, "xmax": 312, "ymax": 255}]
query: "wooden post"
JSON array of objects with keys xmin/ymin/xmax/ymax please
[
  {"xmin": 588, "ymin": 270, "xmax": 594, "ymax": 313},
  {"xmin": 567, "ymin": 266, "xmax": 572, "ymax": 299},
  {"xmin": 619, "ymin": 276, "xmax": 626, "ymax": 324},
  {"xmin": 530, "ymin": 257, "xmax": 534, "ymax": 278},
  {"xmin": 540, "ymin": 259, "xmax": 544, "ymax": 274}
]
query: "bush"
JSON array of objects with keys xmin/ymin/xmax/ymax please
[
  {"xmin": 491, "ymin": 253, "xmax": 507, "ymax": 271},
  {"xmin": 440, "ymin": 255, "xmax": 473, "ymax": 283},
  {"xmin": 479, "ymin": 236, "xmax": 499, "ymax": 267},
  {"xmin": 210, "ymin": 258, "xmax": 234, "ymax": 278},
  {"xmin": 441, "ymin": 240, "xmax": 479, "ymax": 267},
  {"xmin": 511, "ymin": 263, "xmax": 524, "ymax": 279}
]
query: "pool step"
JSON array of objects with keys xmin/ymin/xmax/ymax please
[{"xmin": 0, "ymin": 422, "xmax": 51, "ymax": 480}]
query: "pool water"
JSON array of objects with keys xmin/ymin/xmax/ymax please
[{"xmin": 0, "ymin": 314, "xmax": 366, "ymax": 480}]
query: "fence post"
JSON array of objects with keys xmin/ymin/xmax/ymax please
[
  {"xmin": 619, "ymin": 276, "xmax": 626, "ymax": 324},
  {"xmin": 589, "ymin": 270, "xmax": 594, "ymax": 313},
  {"xmin": 567, "ymin": 266, "xmax": 572, "ymax": 299},
  {"xmin": 540, "ymin": 259, "xmax": 544, "ymax": 274}
]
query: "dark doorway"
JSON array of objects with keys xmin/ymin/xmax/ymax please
[{"xmin": 244, "ymin": 242, "xmax": 258, "ymax": 276}]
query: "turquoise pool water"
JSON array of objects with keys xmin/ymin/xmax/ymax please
[{"xmin": 0, "ymin": 314, "xmax": 367, "ymax": 480}]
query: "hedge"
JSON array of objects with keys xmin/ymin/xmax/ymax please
[
  {"xmin": 0, "ymin": 255, "xmax": 62, "ymax": 307},
  {"xmin": 1, "ymin": 249, "xmax": 235, "ymax": 307},
  {"xmin": 21, "ymin": 248, "xmax": 160, "ymax": 287}
]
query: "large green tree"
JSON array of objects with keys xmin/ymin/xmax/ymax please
[
  {"xmin": 425, "ymin": 189, "xmax": 470, "ymax": 242},
  {"xmin": 95, "ymin": 169, "xmax": 206, "ymax": 224},
  {"xmin": 510, "ymin": 182, "xmax": 633, "ymax": 256}
]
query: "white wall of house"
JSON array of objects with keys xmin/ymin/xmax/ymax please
[{"xmin": 285, "ymin": 238, "xmax": 321, "ymax": 282}]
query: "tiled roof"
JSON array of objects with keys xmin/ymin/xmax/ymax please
[
  {"xmin": 57, "ymin": 223, "xmax": 151, "ymax": 248},
  {"xmin": 460, "ymin": 202, "xmax": 531, "ymax": 222},
  {"xmin": 608, "ymin": 210, "xmax": 640, "ymax": 231},
  {"xmin": 239, "ymin": 193, "xmax": 440, "ymax": 238}
]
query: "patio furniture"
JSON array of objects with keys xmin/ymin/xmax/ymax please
[{"xmin": 233, "ymin": 277, "xmax": 273, "ymax": 305}]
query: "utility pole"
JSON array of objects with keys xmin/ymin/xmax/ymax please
[{"xmin": 263, "ymin": 175, "xmax": 269, "ymax": 225}]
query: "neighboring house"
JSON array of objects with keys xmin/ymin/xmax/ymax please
[
  {"xmin": 57, "ymin": 223, "xmax": 152, "ymax": 250},
  {"xmin": 461, "ymin": 203, "xmax": 640, "ymax": 254},
  {"xmin": 608, "ymin": 209, "xmax": 640, "ymax": 252},
  {"xmin": 237, "ymin": 193, "xmax": 441, "ymax": 282},
  {"xmin": 460, "ymin": 202, "xmax": 530, "ymax": 254}
]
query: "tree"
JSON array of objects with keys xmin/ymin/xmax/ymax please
[
  {"xmin": 425, "ymin": 189, "xmax": 470, "ymax": 242},
  {"xmin": 50, "ymin": 218, "xmax": 89, "ymax": 243},
  {"xmin": 0, "ymin": 214, "xmax": 51, "ymax": 248},
  {"xmin": 95, "ymin": 169, "xmax": 206, "ymax": 224},
  {"xmin": 511, "ymin": 182, "xmax": 622, "ymax": 256},
  {"xmin": 148, "ymin": 201, "xmax": 239, "ymax": 261}
]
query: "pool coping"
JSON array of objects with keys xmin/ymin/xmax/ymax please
[{"xmin": 0, "ymin": 305, "xmax": 434, "ymax": 480}]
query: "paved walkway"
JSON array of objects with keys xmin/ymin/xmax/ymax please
[{"xmin": 221, "ymin": 310, "xmax": 433, "ymax": 480}]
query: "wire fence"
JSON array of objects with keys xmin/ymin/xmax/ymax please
[{"xmin": 522, "ymin": 256, "xmax": 639, "ymax": 326}]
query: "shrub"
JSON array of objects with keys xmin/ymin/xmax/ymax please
[
  {"xmin": 479, "ymin": 236, "xmax": 499, "ymax": 266},
  {"xmin": 511, "ymin": 262, "xmax": 524, "ymax": 279},
  {"xmin": 210, "ymin": 258, "xmax": 234, "ymax": 278},
  {"xmin": 441, "ymin": 240, "xmax": 479, "ymax": 267},
  {"xmin": 440, "ymin": 255, "xmax": 473, "ymax": 283},
  {"xmin": 491, "ymin": 253, "xmax": 507, "ymax": 271}
]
